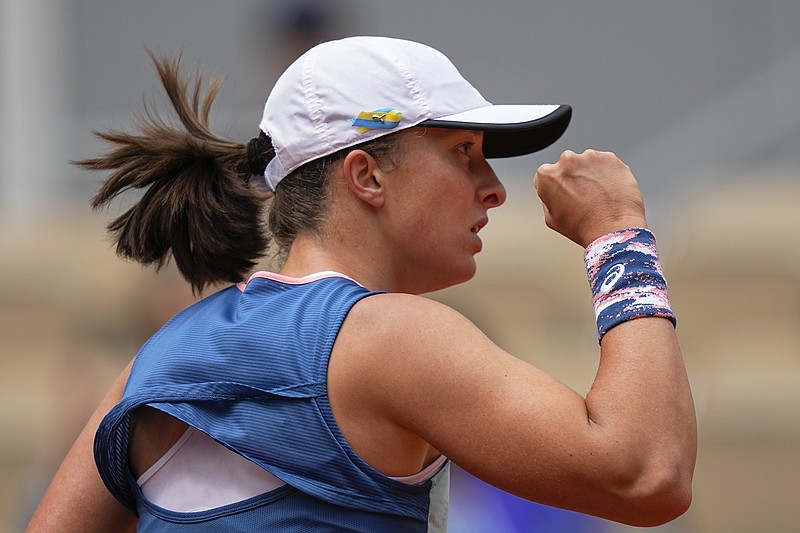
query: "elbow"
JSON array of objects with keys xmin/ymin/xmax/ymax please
[
  {"xmin": 634, "ymin": 471, "xmax": 693, "ymax": 526},
  {"xmin": 611, "ymin": 457, "xmax": 695, "ymax": 527}
]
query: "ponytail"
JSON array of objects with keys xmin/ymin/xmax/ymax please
[{"xmin": 79, "ymin": 53, "xmax": 272, "ymax": 293}]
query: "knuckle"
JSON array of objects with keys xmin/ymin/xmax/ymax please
[{"xmin": 560, "ymin": 149, "xmax": 577, "ymax": 162}]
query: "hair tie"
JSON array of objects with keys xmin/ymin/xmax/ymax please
[{"xmin": 246, "ymin": 137, "xmax": 267, "ymax": 176}]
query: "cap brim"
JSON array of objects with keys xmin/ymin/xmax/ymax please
[{"xmin": 420, "ymin": 104, "xmax": 572, "ymax": 158}]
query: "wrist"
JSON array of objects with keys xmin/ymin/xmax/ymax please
[
  {"xmin": 581, "ymin": 216, "xmax": 648, "ymax": 248},
  {"xmin": 584, "ymin": 228, "xmax": 676, "ymax": 342}
]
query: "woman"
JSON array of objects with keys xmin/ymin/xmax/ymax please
[{"xmin": 28, "ymin": 36, "xmax": 696, "ymax": 531}]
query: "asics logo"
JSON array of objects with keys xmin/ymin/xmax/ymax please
[{"xmin": 600, "ymin": 263, "xmax": 625, "ymax": 293}]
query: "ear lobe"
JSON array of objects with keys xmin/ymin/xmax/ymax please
[{"xmin": 342, "ymin": 149, "xmax": 385, "ymax": 208}]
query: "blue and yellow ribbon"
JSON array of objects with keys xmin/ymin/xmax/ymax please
[{"xmin": 351, "ymin": 108, "xmax": 403, "ymax": 133}]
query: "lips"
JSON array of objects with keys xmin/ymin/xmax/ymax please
[
  {"xmin": 471, "ymin": 216, "xmax": 488, "ymax": 234},
  {"xmin": 469, "ymin": 217, "xmax": 488, "ymax": 253}
]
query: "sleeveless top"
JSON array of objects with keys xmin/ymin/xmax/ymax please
[{"xmin": 94, "ymin": 272, "xmax": 450, "ymax": 531}]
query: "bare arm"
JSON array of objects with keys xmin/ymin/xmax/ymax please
[
  {"xmin": 332, "ymin": 150, "xmax": 696, "ymax": 527},
  {"xmin": 27, "ymin": 359, "xmax": 138, "ymax": 532}
]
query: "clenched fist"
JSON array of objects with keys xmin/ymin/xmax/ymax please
[{"xmin": 534, "ymin": 150, "xmax": 648, "ymax": 248}]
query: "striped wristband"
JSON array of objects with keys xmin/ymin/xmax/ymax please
[{"xmin": 584, "ymin": 228, "xmax": 676, "ymax": 342}]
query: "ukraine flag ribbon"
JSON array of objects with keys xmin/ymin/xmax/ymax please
[{"xmin": 351, "ymin": 108, "xmax": 403, "ymax": 133}]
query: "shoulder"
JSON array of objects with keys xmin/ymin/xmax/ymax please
[
  {"xmin": 349, "ymin": 292, "xmax": 480, "ymax": 337},
  {"xmin": 344, "ymin": 292, "xmax": 491, "ymax": 360},
  {"xmin": 337, "ymin": 292, "xmax": 506, "ymax": 398}
]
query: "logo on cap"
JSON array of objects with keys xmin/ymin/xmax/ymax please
[{"xmin": 351, "ymin": 108, "xmax": 402, "ymax": 133}]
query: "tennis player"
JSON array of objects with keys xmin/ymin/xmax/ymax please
[{"xmin": 28, "ymin": 36, "xmax": 696, "ymax": 532}]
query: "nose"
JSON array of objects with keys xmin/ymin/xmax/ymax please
[{"xmin": 477, "ymin": 159, "xmax": 506, "ymax": 209}]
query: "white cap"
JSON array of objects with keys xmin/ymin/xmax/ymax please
[{"xmin": 259, "ymin": 36, "xmax": 571, "ymax": 191}]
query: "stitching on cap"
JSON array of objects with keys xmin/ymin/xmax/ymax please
[
  {"xmin": 385, "ymin": 45, "xmax": 430, "ymax": 119},
  {"xmin": 302, "ymin": 53, "xmax": 333, "ymax": 169}
]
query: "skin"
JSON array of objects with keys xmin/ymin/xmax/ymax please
[
  {"xmin": 27, "ymin": 129, "xmax": 696, "ymax": 530},
  {"xmin": 27, "ymin": 360, "xmax": 138, "ymax": 532}
]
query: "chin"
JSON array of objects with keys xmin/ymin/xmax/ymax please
[
  {"xmin": 428, "ymin": 261, "xmax": 477, "ymax": 293},
  {"xmin": 456, "ymin": 255, "xmax": 478, "ymax": 279}
]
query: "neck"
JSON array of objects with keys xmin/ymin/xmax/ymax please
[{"xmin": 278, "ymin": 233, "xmax": 398, "ymax": 293}]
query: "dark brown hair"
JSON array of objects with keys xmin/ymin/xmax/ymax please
[{"xmin": 80, "ymin": 53, "xmax": 402, "ymax": 293}]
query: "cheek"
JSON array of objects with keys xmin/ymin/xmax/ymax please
[
  {"xmin": 395, "ymin": 160, "xmax": 471, "ymax": 243},
  {"xmin": 404, "ymin": 214, "xmax": 440, "ymax": 254},
  {"xmin": 409, "ymin": 210, "xmax": 434, "ymax": 233}
]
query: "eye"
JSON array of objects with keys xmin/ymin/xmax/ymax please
[{"xmin": 458, "ymin": 142, "xmax": 474, "ymax": 155}]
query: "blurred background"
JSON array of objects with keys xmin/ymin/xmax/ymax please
[{"xmin": 1, "ymin": 0, "xmax": 798, "ymax": 531}]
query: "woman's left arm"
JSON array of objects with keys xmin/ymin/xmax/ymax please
[{"xmin": 26, "ymin": 358, "xmax": 137, "ymax": 533}]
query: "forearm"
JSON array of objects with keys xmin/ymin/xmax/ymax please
[
  {"xmin": 27, "ymin": 360, "xmax": 137, "ymax": 532},
  {"xmin": 584, "ymin": 317, "xmax": 697, "ymax": 524}
]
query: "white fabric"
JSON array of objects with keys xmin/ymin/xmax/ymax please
[
  {"xmin": 138, "ymin": 426, "xmax": 447, "ymax": 512},
  {"xmin": 137, "ymin": 427, "xmax": 284, "ymax": 512},
  {"xmin": 390, "ymin": 454, "xmax": 448, "ymax": 485},
  {"xmin": 426, "ymin": 462, "xmax": 451, "ymax": 533},
  {"xmin": 431, "ymin": 104, "xmax": 561, "ymax": 125}
]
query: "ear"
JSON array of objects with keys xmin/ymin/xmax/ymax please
[{"xmin": 342, "ymin": 149, "xmax": 385, "ymax": 208}]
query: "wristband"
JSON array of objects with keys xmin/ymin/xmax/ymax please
[{"xmin": 584, "ymin": 228, "xmax": 676, "ymax": 342}]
